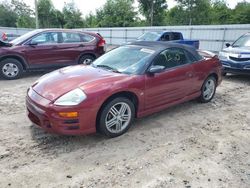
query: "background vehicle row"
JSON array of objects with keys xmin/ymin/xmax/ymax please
[{"xmin": 0, "ymin": 29, "xmax": 106, "ymax": 79}]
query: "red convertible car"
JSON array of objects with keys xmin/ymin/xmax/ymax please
[{"xmin": 26, "ymin": 42, "xmax": 222, "ymax": 137}]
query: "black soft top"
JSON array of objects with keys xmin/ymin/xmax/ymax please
[{"xmin": 128, "ymin": 41, "xmax": 203, "ymax": 60}]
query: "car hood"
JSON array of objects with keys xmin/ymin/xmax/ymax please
[
  {"xmin": 0, "ymin": 40, "xmax": 12, "ymax": 47},
  {"xmin": 223, "ymin": 46, "xmax": 250, "ymax": 54},
  {"xmin": 32, "ymin": 65, "xmax": 131, "ymax": 101}
]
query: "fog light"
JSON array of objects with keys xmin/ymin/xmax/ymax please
[{"xmin": 59, "ymin": 112, "xmax": 78, "ymax": 118}]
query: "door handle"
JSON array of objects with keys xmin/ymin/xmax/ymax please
[{"xmin": 79, "ymin": 44, "xmax": 85, "ymax": 47}]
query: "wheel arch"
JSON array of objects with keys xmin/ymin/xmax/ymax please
[
  {"xmin": 0, "ymin": 55, "xmax": 28, "ymax": 70},
  {"xmin": 207, "ymin": 72, "xmax": 218, "ymax": 85},
  {"xmin": 96, "ymin": 91, "xmax": 139, "ymax": 131}
]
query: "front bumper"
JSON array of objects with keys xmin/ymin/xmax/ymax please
[
  {"xmin": 26, "ymin": 89, "xmax": 97, "ymax": 135},
  {"xmin": 221, "ymin": 60, "xmax": 250, "ymax": 75}
]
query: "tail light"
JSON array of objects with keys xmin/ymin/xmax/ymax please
[
  {"xmin": 97, "ymin": 38, "xmax": 106, "ymax": 47},
  {"xmin": 2, "ymin": 32, "xmax": 8, "ymax": 41}
]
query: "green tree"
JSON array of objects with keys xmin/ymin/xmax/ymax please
[
  {"xmin": 138, "ymin": 0, "xmax": 167, "ymax": 26},
  {"xmin": 37, "ymin": 0, "xmax": 57, "ymax": 28},
  {"xmin": 62, "ymin": 1, "xmax": 84, "ymax": 28},
  {"xmin": 84, "ymin": 13, "xmax": 98, "ymax": 28},
  {"xmin": 210, "ymin": 0, "xmax": 232, "ymax": 24},
  {"xmin": 95, "ymin": 0, "xmax": 137, "ymax": 27},
  {"xmin": 166, "ymin": 6, "xmax": 187, "ymax": 25},
  {"xmin": 55, "ymin": 10, "xmax": 66, "ymax": 28},
  {"xmin": 231, "ymin": 2, "xmax": 250, "ymax": 24},
  {"xmin": 175, "ymin": 0, "xmax": 212, "ymax": 25},
  {"xmin": 11, "ymin": 0, "xmax": 35, "ymax": 28},
  {"xmin": 0, "ymin": 3, "xmax": 17, "ymax": 27}
]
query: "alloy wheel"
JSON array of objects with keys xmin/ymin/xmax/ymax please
[
  {"xmin": 105, "ymin": 102, "xmax": 132, "ymax": 134},
  {"xmin": 203, "ymin": 78, "xmax": 216, "ymax": 101}
]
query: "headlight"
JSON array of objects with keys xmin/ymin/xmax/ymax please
[
  {"xmin": 54, "ymin": 88, "xmax": 87, "ymax": 106},
  {"xmin": 219, "ymin": 51, "xmax": 228, "ymax": 59}
]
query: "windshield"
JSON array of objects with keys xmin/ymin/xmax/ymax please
[
  {"xmin": 92, "ymin": 46, "xmax": 154, "ymax": 74},
  {"xmin": 233, "ymin": 34, "xmax": 250, "ymax": 48},
  {"xmin": 11, "ymin": 30, "xmax": 41, "ymax": 45},
  {"xmin": 137, "ymin": 32, "xmax": 161, "ymax": 41}
]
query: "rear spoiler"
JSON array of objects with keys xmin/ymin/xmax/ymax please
[{"xmin": 198, "ymin": 50, "xmax": 218, "ymax": 59}]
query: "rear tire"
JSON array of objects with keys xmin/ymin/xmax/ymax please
[
  {"xmin": 98, "ymin": 97, "xmax": 135, "ymax": 138},
  {"xmin": 199, "ymin": 76, "xmax": 216, "ymax": 103},
  {"xmin": 78, "ymin": 55, "xmax": 95, "ymax": 65},
  {"xmin": 0, "ymin": 58, "xmax": 23, "ymax": 80}
]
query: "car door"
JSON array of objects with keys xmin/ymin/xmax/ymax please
[
  {"xmin": 54, "ymin": 32, "xmax": 96, "ymax": 65},
  {"xmin": 144, "ymin": 47, "xmax": 196, "ymax": 110},
  {"xmin": 24, "ymin": 32, "xmax": 63, "ymax": 68}
]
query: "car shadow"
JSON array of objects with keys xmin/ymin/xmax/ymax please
[
  {"xmin": 29, "ymin": 99, "xmax": 200, "ymax": 156},
  {"xmin": 224, "ymin": 74, "xmax": 250, "ymax": 84},
  {"xmin": 29, "ymin": 124, "xmax": 106, "ymax": 149}
]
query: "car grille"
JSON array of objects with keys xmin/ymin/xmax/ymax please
[{"xmin": 229, "ymin": 56, "xmax": 250, "ymax": 62}]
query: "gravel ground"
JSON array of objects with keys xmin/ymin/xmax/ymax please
[{"xmin": 0, "ymin": 72, "xmax": 250, "ymax": 188}]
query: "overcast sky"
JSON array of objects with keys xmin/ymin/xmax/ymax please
[{"xmin": 3, "ymin": 0, "xmax": 250, "ymax": 16}]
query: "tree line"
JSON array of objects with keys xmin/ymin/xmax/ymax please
[{"xmin": 0, "ymin": 0, "xmax": 249, "ymax": 29}]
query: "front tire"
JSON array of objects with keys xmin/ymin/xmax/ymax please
[
  {"xmin": 199, "ymin": 76, "xmax": 217, "ymax": 103},
  {"xmin": 0, "ymin": 58, "xmax": 23, "ymax": 80},
  {"xmin": 98, "ymin": 97, "xmax": 135, "ymax": 138}
]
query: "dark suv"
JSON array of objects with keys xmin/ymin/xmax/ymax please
[{"xmin": 0, "ymin": 29, "xmax": 106, "ymax": 79}]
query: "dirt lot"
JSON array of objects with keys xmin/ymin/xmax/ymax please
[{"xmin": 0, "ymin": 72, "xmax": 250, "ymax": 188}]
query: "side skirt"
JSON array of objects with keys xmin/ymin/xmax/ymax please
[{"xmin": 137, "ymin": 91, "xmax": 201, "ymax": 118}]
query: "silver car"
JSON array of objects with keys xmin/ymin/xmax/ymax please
[{"xmin": 219, "ymin": 33, "xmax": 250, "ymax": 76}]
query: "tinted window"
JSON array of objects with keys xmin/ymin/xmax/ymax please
[
  {"xmin": 80, "ymin": 33, "xmax": 95, "ymax": 42},
  {"xmin": 184, "ymin": 50, "xmax": 197, "ymax": 63},
  {"xmin": 62, "ymin": 32, "xmax": 81, "ymax": 43},
  {"xmin": 161, "ymin": 33, "xmax": 181, "ymax": 41},
  {"xmin": 161, "ymin": 34, "xmax": 170, "ymax": 41},
  {"xmin": 153, "ymin": 48, "xmax": 189, "ymax": 69},
  {"xmin": 173, "ymin": 33, "xmax": 182, "ymax": 40},
  {"xmin": 30, "ymin": 32, "xmax": 58, "ymax": 45}
]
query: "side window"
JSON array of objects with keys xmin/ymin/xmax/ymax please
[
  {"xmin": 184, "ymin": 50, "xmax": 198, "ymax": 63},
  {"xmin": 80, "ymin": 34, "xmax": 95, "ymax": 42},
  {"xmin": 173, "ymin": 33, "xmax": 181, "ymax": 40},
  {"xmin": 62, "ymin": 32, "xmax": 81, "ymax": 43},
  {"xmin": 153, "ymin": 48, "xmax": 189, "ymax": 69},
  {"xmin": 30, "ymin": 32, "xmax": 58, "ymax": 45},
  {"xmin": 161, "ymin": 34, "xmax": 170, "ymax": 41}
]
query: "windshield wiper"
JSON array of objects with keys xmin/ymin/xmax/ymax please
[{"xmin": 95, "ymin": 65, "xmax": 121, "ymax": 73}]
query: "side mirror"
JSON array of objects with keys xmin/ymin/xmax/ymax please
[
  {"xmin": 225, "ymin": 43, "xmax": 231, "ymax": 47},
  {"xmin": 28, "ymin": 41, "xmax": 38, "ymax": 46},
  {"xmin": 148, "ymin": 65, "xmax": 165, "ymax": 74}
]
